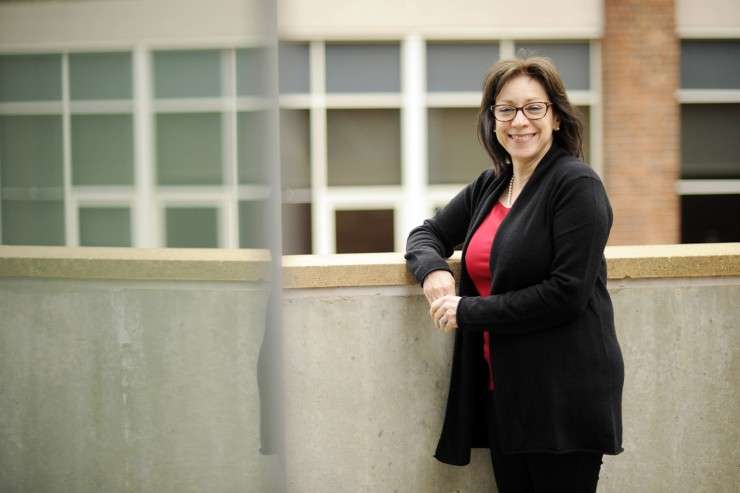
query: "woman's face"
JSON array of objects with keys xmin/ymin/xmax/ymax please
[{"xmin": 493, "ymin": 75, "xmax": 559, "ymax": 168}]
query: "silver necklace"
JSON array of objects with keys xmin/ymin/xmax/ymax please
[{"xmin": 507, "ymin": 174, "xmax": 515, "ymax": 207}]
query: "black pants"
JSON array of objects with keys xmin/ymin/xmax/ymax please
[{"xmin": 485, "ymin": 392, "xmax": 603, "ymax": 493}]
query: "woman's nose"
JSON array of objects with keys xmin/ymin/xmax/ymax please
[{"xmin": 511, "ymin": 109, "xmax": 530, "ymax": 126}]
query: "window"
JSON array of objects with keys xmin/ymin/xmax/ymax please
[
  {"xmin": 679, "ymin": 40, "xmax": 740, "ymax": 242},
  {"xmin": 1, "ymin": 38, "xmax": 602, "ymax": 252}
]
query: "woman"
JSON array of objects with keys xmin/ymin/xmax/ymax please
[{"xmin": 405, "ymin": 57, "xmax": 624, "ymax": 492}]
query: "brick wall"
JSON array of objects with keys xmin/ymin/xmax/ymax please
[{"xmin": 603, "ymin": 0, "xmax": 680, "ymax": 245}]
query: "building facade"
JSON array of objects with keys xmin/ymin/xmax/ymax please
[{"xmin": 0, "ymin": 0, "xmax": 738, "ymax": 253}]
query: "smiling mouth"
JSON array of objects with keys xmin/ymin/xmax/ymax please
[{"xmin": 509, "ymin": 133, "xmax": 536, "ymax": 143}]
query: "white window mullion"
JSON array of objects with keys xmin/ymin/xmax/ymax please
[
  {"xmin": 310, "ymin": 41, "xmax": 331, "ymax": 254},
  {"xmin": 133, "ymin": 45, "xmax": 156, "ymax": 247},
  {"xmin": 589, "ymin": 40, "xmax": 604, "ymax": 179},
  {"xmin": 499, "ymin": 40, "xmax": 515, "ymax": 59},
  {"xmin": 401, "ymin": 34, "xmax": 428, "ymax": 252},
  {"xmin": 61, "ymin": 52, "xmax": 78, "ymax": 246},
  {"xmin": 677, "ymin": 179, "xmax": 740, "ymax": 195},
  {"xmin": 223, "ymin": 48, "xmax": 239, "ymax": 248}
]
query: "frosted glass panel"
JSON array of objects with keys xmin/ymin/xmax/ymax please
[
  {"xmin": 79, "ymin": 207, "xmax": 131, "ymax": 247},
  {"xmin": 69, "ymin": 52, "xmax": 132, "ymax": 100},
  {"xmin": 156, "ymin": 113, "xmax": 223, "ymax": 185},
  {"xmin": 427, "ymin": 43, "xmax": 499, "ymax": 92},
  {"xmin": 154, "ymin": 50, "xmax": 222, "ymax": 98},
  {"xmin": 237, "ymin": 47, "xmax": 269, "ymax": 97},
  {"xmin": 0, "ymin": 54, "xmax": 62, "ymax": 102},
  {"xmin": 682, "ymin": 40, "xmax": 740, "ymax": 89},
  {"xmin": 72, "ymin": 114, "xmax": 134, "ymax": 185},
  {"xmin": 280, "ymin": 109, "xmax": 310, "ymax": 189},
  {"xmin": 2, "ymin": 199, "xmax": 65, "ymax": 245},
  {"xmin": 239, "ymin": 200, "xmax": 268, "ymax": 249},
  {"xmin": 237, "ymin": 111, "xmax": 269, "ymax": 185},
  {"xmin": 335, "ymin": 209, "xmax": 394, "ymax": 253},
  {"xmin": 166, "ymin": 207, "xmax": 218, "ymax": 248},
  {"xmin": 428, "ymin": 108, "xmax": 489, "ymax": 184},
  {"xmin": 514, "ymin": 42, "xmax": 590, "ymax": 90},
  {"xmin": 681, "ymin": 104, "xmax": 740, "ymax": 178},
  {"xmin": 279, "ymin": 42, "xmax": 310, "ymax": 94},
  {"xmin": 326, "ymin": 44, "xmax": 400, "ymax": 93},
  {"xmin": 327, "ymin": 109, "xmax": 401, "ymax": 186},
  {"xmin": 0, "ymin": 115, "xmax": 63, "ymax": 189}
]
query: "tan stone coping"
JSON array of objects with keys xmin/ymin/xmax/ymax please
[
  {"xmin": 0, "ymin": 246, "xmax": 272, "ymax": 282},
  {"xmin": 1, "ymin": 243, "xmax": 739, "ymax": 288}
]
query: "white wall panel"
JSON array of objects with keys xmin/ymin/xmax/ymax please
[
  {"xmin": 0, "ymin": 0, "xmax": 264, "ymax": 50},
  {"xmin": 677, "ymin": 0, "xmax": 740, "ymax": 37},
  {"xmin": 278, "ymin": 0, "xmax": 602, "ymax": 39}
]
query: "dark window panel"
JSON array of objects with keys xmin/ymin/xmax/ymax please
[
  {"xmin": 426, "ymin": 42, "xmax": 499, "ymax": 92},
  {"xmin": 335, "ymin": 209, "xmax": 394, "ymax": 253},
  {"xmin": 238, "ymin": 111, "xmax": 270, "ymax": 185},
  {"xmin": 326, "ymin": 43, "xmax": 400, "ymax": 93},
  {"xmin": 681, "ymin": 40, "xmax": 740, "ymax": 89},
  {"xmin": 0, "ymin": 54, "xmax": 62, "ymax": 102},
  {"xmin": 239, "ymin": 200, "xmax": 269, "ymax": 249},
  {"xmin": 153, "ymin": 50, "xmax": 222, "ymax": 99},
  {"xmin": 681, "ymin": 104, "xmax": 740, "ymax": 179},
  {"xmin": 1, "ymin": 199, "xmax": 65, "ymax": 245},
  {"xmin": 327, "ymin": 109, "xmax": 401, "ymax": 186},
  {"xmin": 427, "ymin": 107, "xmax": 489, "ymax": 184},
  {"xmin": 282, "ymin": 203, "xmax": 311, "ymax": 255},
  {"xmin": 279, "ymin": 42, "xmax": 310, "ymax": 94},
  {"xmin": 69, "ymin": 52, "xmax": 132, "ymax": 100},
  {"xmin": 681, "ymin": 195, "xmax": 740, "ymax": 243},
  {"xmin": 165, "ymin": 207, "xmax": 219, "ymax": 248},
  {"xmin": 0, "ymin": 115, "xmax": 64, "ymax": 189},
  {"xmin": 79, "ymin": 207, "xmax": 131, "ymax": 247},
  {"xmin": 156, "ymin": 112, "xmax": 223, "ymax": 185},
  {"xmin": 71, "ymin": 114, "xmax": 134, "ymax": 185},
  {"xmin": 237, "ymin": 47, "xmax": 270, "ymax": 97},
  {"xmin": 280, "ymin": 109, "xmax": 311, "ymax": 189},
  {"xmin": 514, "ymin": 42, "xmax": 590, "ymax": 90}
]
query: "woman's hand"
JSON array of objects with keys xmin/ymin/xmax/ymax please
[
  {"xmin": 422, "ymin": 270, "xmax": 456, "ymax": 305},
  {"xmin": 430, "ymin": 295, "xmax": 461, "ymax": 333}
]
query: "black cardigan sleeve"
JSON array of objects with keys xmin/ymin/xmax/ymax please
[
  {"xmin": 404, "ymin": 170, "xmax": 489, "ymax": 285},
  {"xmin": 456, "ymin": 175, "xmax": 612, "ymax": 335}
]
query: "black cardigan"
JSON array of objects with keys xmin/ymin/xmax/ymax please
[{"xmin": 405, "ymin": 144, "xmax": 624, "ymax": 465}]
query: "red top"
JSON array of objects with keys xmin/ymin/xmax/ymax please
[{"xmin": 464, "ymin": 200, "xmax": 510, "ymax": 390}]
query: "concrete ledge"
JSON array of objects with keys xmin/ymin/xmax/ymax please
[
  {"xmin": 1, "ymin": 243, "xmax": 739, "ymax": 287},
  {"xmin": 0, "ymin": 246, "xmax": 271, "ymax": 282}
]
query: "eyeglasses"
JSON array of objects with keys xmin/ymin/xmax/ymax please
[{"xmin": 490, "ymin": 101, "xmax": 552, "ymax": 122}]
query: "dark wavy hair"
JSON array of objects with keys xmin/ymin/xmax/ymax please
[{"xmin": 477, "ymin": 56, "xmax": 584, "ymax": 176}]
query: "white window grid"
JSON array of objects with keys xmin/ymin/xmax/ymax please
[
  {"xmin": 289, "ymin": 37, "xmax": 601, "ymax": 254},
  {"xmin": 1, "ymin": 36, "xmax": 602, "ymax": 252},
  {"xmin": 0, "ymin": 43, "xmax": 271, "ymax": 248}
]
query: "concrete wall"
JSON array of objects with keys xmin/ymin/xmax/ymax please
[
  {"xmin": 0, "ymin": 279, "xmax": 276, "ymax": 492},
  {"xmin": 0, "ymin": 245, "xmax": 739, "ymax": 492}
]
